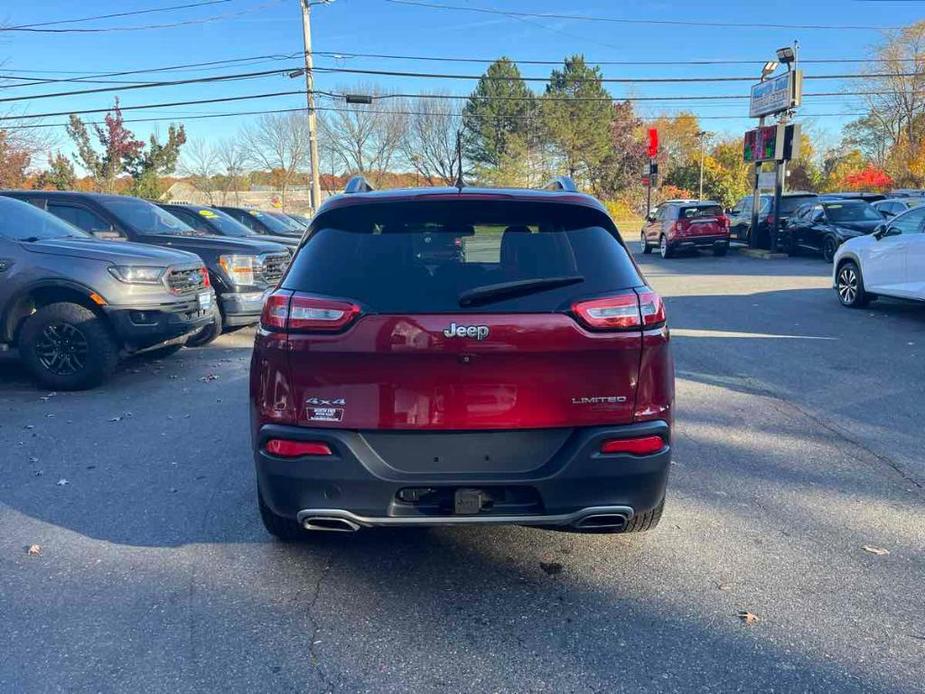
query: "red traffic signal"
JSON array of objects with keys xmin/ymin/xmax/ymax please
[{"xmin": 647, "ymin": 128, "xmax": 659, "ymax": 158}]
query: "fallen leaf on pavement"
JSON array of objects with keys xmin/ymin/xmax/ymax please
[
  {"xmin": 718, "ymin": 583, "xmax": 733, "ymax": 591},
  {"xmin": 863, "ymin": 545, "xmax": 890, "ymax": 556},
  {"xmin": 109, "ymin": 416, "xmax": 122, "ymax": 422},
  {"xmin": 56, "ymin": 478, "xmax": 68, "ymax": 486},
  {"xmin": 26, "ymin": 544, "xmax": 41, "ymax": 556},
  {"xmin": 737, "ymin": 610, "xmax": 759, "ymax": 625}
]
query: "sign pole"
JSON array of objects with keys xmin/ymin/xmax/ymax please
[{"xmin": 749, "ymin": 113, "xmax": 765, "ymax": 249}]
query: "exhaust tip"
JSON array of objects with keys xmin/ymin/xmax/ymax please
[
  {"xmin": 302, "ymin": 516, "xmax": 361, "ymax": 533},
  {"xmin": 575, "ymin": 513, "xmax": 628, "ymax": 530}
]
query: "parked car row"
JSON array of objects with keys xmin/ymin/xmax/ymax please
[
  {"xmin": 640, "ymin": 200, "xmax": 730, "ymax": 258},
  {"xmin": 0, "ymin": 191, "xmax": 300, "ymax": 389}
]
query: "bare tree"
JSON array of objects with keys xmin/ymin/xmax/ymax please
[
  {"xmin": 402, "ymin": 94, "xmax": 461, "ymax": 185},
  {"xmin": 215, "ymin": 137, "xmax": 248, "ymax": 204},
  {"xmin": 179, "ymin": 138, "xmax": 220, "ymax": 204},
  {"xmin": 318, "ymin": 84, "xmax": 407, "ymax": 186},
  {"xmin": 240, "ymin": 112, "xmax": 310, "ymax": 206}
]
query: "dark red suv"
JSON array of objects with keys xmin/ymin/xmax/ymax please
[{"xmin": 250, "ymin": 179, "xmax": 674, "ymax": 539}]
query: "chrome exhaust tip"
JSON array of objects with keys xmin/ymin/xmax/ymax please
[
  {"xmin": 301, "ymin": 516, "xmax": 361, "ymax": 533},
  {"xmin": 574, "ymin": 513, "xmax": 628, "ymax": 530}
]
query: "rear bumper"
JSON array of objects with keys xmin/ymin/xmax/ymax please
[
  {"xmin": 104, "ymin": 297, "xmax": 214, "ymax": 350},
  {"xmin": 672, "ymin": 235, "xmax": 729, "ymax": 249},
  {"xmin": 254, "ymin": 421, "xmax": 671, "ymax": 527},
  {"xmin": 221, "ymin": 289, "xmax": 270, "ymax": 327}
]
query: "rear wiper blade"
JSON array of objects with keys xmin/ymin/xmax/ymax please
[{"xmin": 458, "ymin": 275, "xmax": 585, "ymax": 307}]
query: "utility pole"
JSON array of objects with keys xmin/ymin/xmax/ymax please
[
  {"xmin": 299, "ymin": 0, "xmax": 322, "ymax": 213},
  {"xmin": 697, "ymin": 130, "xmax": 707, "ymax": 200}
]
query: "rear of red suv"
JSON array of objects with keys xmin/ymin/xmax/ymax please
[{"xmin": 250, "ymin": 185, "xmax": 674, "ymax": 539}]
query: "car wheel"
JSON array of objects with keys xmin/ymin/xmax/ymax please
[
  {"xmin": 822, "ymin": 237, "xmax": 838, "ymax": 263},
  {"xmin": 659, "ymin": 235, "xmax": 674, "ymax": 259},
  {"xmin": 640, "ymin": 231, "xmax": 652, "ymax": 254},
  {"xmin": 258, "ymin": 490, "xmax": 307, "ymax": 541},
  {"xmin": 186, "ymin": 305, "xmax": 222, "ymax": 348},
  {"xmin": 620, "ymin": 498, "xmax": 664, "ymax": 533},
  {"xmin": 713, "ymin": 244, "xmax": 728, "ymax": 257},
  {"xmin": 835, "ymin": 260, "xmax": 870, "ymax": 308},
  {"xmin": 142, "ymin": 343, "xmax": 185, "ymax": 360},
  {"xmin": 19, "ymin": 302, "xmax": 119, "ymax": 390}
]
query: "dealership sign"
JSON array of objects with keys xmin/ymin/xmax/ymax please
[
  {"xmin": 743, "ymin": 123, "xmax": 801, "ymax": 163},
  {"xmin": 749, "ymin": 71, "xmax": 802, "ymax": 118}
]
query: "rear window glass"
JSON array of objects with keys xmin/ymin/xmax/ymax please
[
  {"xmin": 679, "ymin": 205, "xmax": 723, "ymax": 219},
  {"xmin": 824, "ymin": 202, "xmax": 883, "ymax": 223},
  {"xmin": 283, "ymin": 200, "xmax": 642, "ymax": 313},
  {"xmin": 778, "ymin": 196, "xmax": 817, "ymax": 214}
]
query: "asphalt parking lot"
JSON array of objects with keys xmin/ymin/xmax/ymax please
[{"xmin": 1, "ymin": 250, "xmax": 923, "ymax": 693}]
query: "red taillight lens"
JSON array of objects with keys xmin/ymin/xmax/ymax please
[
  {"xmin": 717, "ymin": 215, "xmax": 729, "ymax": 229},
  {"xmin": 572, "ymin": 293, "xmax": 641, "ymax": 330},
  {"xmin": 201, "ymin": 266, "xmax": 211, "ymax": 288},
  {"xmin": 289, "ymin": 295, "xmax": 361, "ymax": 332},
  {"xmin": 260, "ymin": 289, "xmax": 292, "ymax": 330},
  {"xmin": 674, "ymin": 219, "xmax": 690, "ymax": 235},
  {"xmin": 259, "ymin": 290, "xmax": 360, "ymax": 333},
  {"xmin": 600, "ymin": 436, "xmax": 664, "ymax": 455},
  {"xmin": 572, "ymin": 289, "xmax": 666, "ymax": 331},
  {"xmin": 265, "ymin": 439, "xmax": 333, "ymax": 457},
  {"xmin": 636, "ymin": 289, "xmax": 666, "ymax": 327}
]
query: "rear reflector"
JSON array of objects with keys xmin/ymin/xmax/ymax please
[
  {"xmin": 265, "ymin": 439, "xmax": 333, "ymax": 457},
  {"xmin": 600, "ymin": 436, "xmax": 664, "ymax": 456}
]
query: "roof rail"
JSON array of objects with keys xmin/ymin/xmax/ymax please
[
  {"xmin": 544, "ymin": 176, "xmax": 578, "ymax": 192},
  {"xmin": 344, "ymin": 176, "xmax": 375, "ymax": 194}
]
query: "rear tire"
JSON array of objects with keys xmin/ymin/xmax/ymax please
[
  {"xmin": 640, "ymin": 231, "xmax": 652, "ymax": 254},
  {"xmin": 822, "ymin": 237, "xmax": 838, "ymax": 263},
  {"xmin": 19, "ymin": 302, "xmax": 119, "ymax": 391},
  {"xmin": 659, "ymin": 235, "xmax": 674, "ymax": 259},
  {"xmin": 621, "ymin": 499, "xmax": 664, "ymax": 533},
  {"xmin": 258, "ymin": 491, "xmax": 307, "ymax": 541},
  {"xmin": 835, "ymin": 260, "xmax": 870, "ymax": 308},
  {"xmin": 186, "ymin": 305, "xmax": 222, "ymax": 348}
]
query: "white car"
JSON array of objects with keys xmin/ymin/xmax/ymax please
[{"xmin": 833, "ymin": 205, "xmax": 925, "ymax": 307}]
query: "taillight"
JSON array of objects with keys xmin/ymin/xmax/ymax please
[
  {"xmin": 572, "ymin": 289, "xmax": 666, "ymax": 331},
  {"xmin": 572, "ymin": 293, "xmax": 641, "ymax": 330},
  {"xmin": 265, "ymin": 439, "xmax": 333, "ymax": 457},
  {"xmin": 636, "ymin": 289, "xmax": 666, "ymax": 327},
  {"xmin": 260, "ymin": 289, "xmax": 292, "ymax": 330},
  {"xmin": 260, "ymin": 289, "xmax": 361, "ymax": 333},
  {"xmin": 201, "ymin": 266, "xmax": 211, "ymax": 288},
  {"xmin": 600, "ymin": 435, "xmax": 665, "ymax": 455},
  {"xmin": 674, "ymin": 219, "xmax": 690, "ymax": 236},
  {"xmin": 717, "ymin": 215, "xmax": 729, "ymax": 229},
  {"xmin": 289, "ymin": 295, "xmax": 361, "ymax": 331}
]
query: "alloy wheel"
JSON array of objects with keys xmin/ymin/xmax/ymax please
[
  {"xmin": 640, "ymin": 233, "xmax": 647, "ymax": 252},
  {"xmin": 837, "ymin": 266, "xmax": 858, "ymax": 305},
  {"xmin": 823, "ymin": 238, "xmax": 837, "ymax": 263},
  {"xmin": 33, "ymin": 322, "xmax": 89, "ymax": 376},
  {"xmin": 660, "ymin": 236, "xmax": 668, "ymax": 258}
]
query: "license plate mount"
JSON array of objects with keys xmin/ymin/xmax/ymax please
[
  {"xmin": 454, "ymin": 488, "xmax": 485, "ymax": 515},
  {"xmin": 198, "ymin": 291, "xmax": 213, "ymax": 311}
]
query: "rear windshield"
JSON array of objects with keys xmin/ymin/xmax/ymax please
[
  {"xmin": 283, "ymin": 200, "xmax": 642, "ymax": 313},
  {"xmin": 679, "ymin": 205, "xmax": 723, "ymax": 219}
]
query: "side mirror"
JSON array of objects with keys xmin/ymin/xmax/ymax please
[
  {"xmin": 646, "ymin": 213, "xmax": 656, "ymax": 223},
  {"xmin": 873, "ymin": 224, "xmax": 898, "ymax": 240}
]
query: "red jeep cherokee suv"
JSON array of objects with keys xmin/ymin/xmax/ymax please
[{"xmin": 250, "ymin": 179, "xmax": 674, "ymax": 539}]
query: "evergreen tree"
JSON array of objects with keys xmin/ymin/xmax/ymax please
[
  {"xmin": 542, "ymin": 55, "xmax": 613, "ymax": 183},
  {"xmin": 463, "ymin": 58, "xmax": 534, "ymax": 169}
]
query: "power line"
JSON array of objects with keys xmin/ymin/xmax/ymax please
[
  {"xmin": 314, "ymin": 50, "xmax": 919, "ymax": 66},
  {"xmin": 2, "ymin": 0, "xmax": 285, "ymax": 34},
  {"xmin": 0, "ymin": 105, "xmax": 871, "ymax": 131},
  {"xmin": 0, "ymin": 88, "xmax": 888, "ymax": 123},
  {"xmin": 385, "ymin": 0, "xmax": 902, "ymax": 31},
  {"xmin": 0, "ymin": 61, "xmax": 915, "ymax": 106},
  {"xmin": 2, "ymin": 1, "xmax": 230, "ymax": 31}
]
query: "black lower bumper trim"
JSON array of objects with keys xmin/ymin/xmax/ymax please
[{"xmin": 104, "ymin": 300, "xmax": 214, "ymax": 349}]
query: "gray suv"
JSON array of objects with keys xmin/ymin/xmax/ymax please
[{"xmin": 0, "ymin": 196, "xmax": 215, "ymax": 390}]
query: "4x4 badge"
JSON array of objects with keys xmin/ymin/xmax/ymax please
[{"xmin": 443, "ymin": 323, "xmax": 490, "ymax": 340}]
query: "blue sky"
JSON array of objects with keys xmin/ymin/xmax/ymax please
[{"xmin": 1, "ymin": 0, "xmax": 921, "ymax": 161}]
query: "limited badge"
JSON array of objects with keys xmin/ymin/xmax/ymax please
[{"xmin": 306, "ymin": 397, "xmax": 346, "ymax": 422}]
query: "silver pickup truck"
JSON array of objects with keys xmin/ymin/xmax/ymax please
[{"xmin": 0, "ymin": 196, "xmax": 215, "ymax": 390}]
